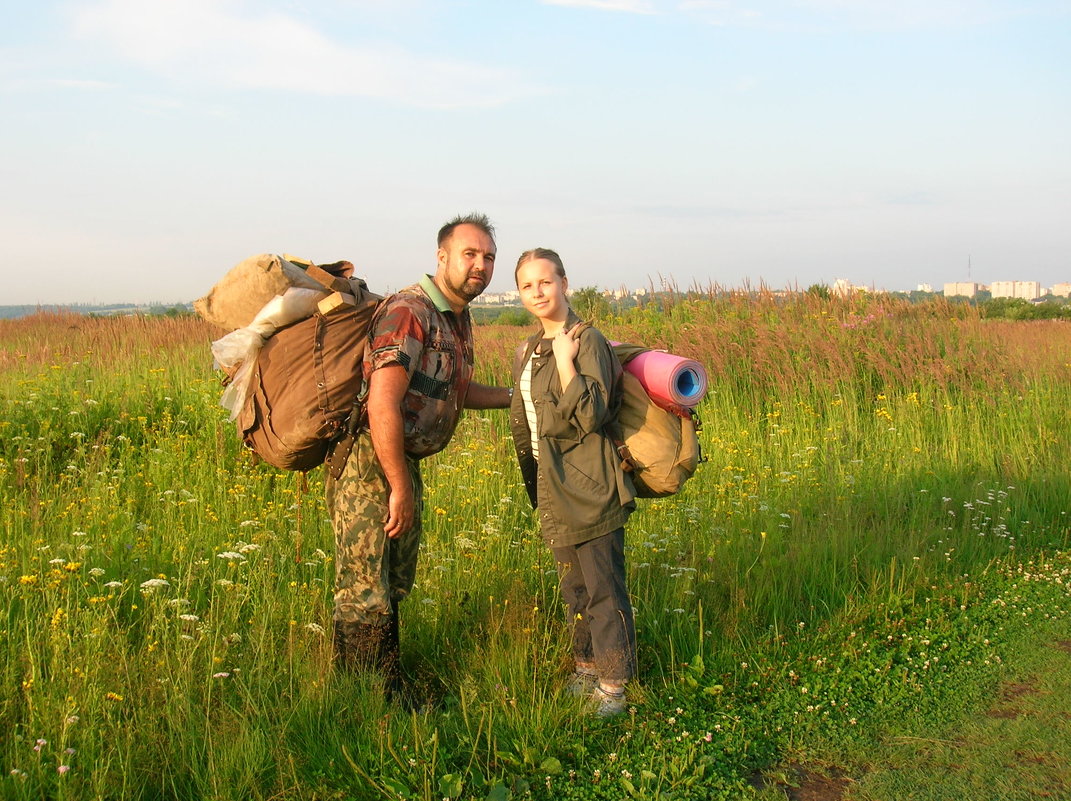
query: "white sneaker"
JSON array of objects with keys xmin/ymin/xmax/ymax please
[{"xmin": 590, "ymin": 685, "xmax": 627, "ymax": 718}]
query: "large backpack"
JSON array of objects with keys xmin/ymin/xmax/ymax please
[
  {"xmin": 611, "ymin": 343, "xmax": 703, "ymax": 498},
  {"xmin": 200, "ymin": 255, "xmax": 383, "ymax": 473}
]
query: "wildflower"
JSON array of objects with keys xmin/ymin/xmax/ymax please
[
  {"xmin": 178, "ymin": 614, "xmax": 200, "ymax": 622},
  {"xmin": 49, "ymin": 558, "xmax": 66, "ymax": 565},
  {"xmin": 238, "ymin": 543, "xmax": 260, "ymax": 554},
  {"xmin": 34, "ymin": 739, "xmax": 47, "ymax": 751},
  {"xmin": 18, "ymin": 575, "xmax": 38, "ymax": 586},
  {"xmin": 104, "ymin": 692, "xmax": 123, "ymax": 702},
  {"xmin": 167, "ymin": 598, "xmax": 190, "ymax": 608},
  {"xmin": 304, "ymin": 623, "xmax": 325, "ymax": 635},
  {"xmin": 139, "ymin": 578, "xmax": 169, "ymax": 591},
  {"xmin": 213, "ymin": 672, "xmax": 230, "ymax": 679},
  {"xmin": 57, "ymin": 765, "xmax": 70, "ymax": 775},
  {"xmin": 216, "ymin": 552, "xmax": 245, "ymax": 561},
  {"xmin": 104, "ymin": 581, "xmax": 123, "ymax": 589},
  {"xmin": 89, "ymin": 567, "xmax": 105, "ymax": 577}
]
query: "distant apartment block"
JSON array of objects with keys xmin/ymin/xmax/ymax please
[
  {"xmin": 917, "ymin": 283, "xmax": 933, "ymax": 293},
  {"xmin": 944, "ymin": 282, "xmax": 980, "ymax": 298},
  {"xmin": 1051, "ymin": 283, "xmax": 1071, "ymax": 298},
  {"xmin": 990, "ymin": 281, "xmax": 1041, "ymax": 300},
  {"xmin": 831, "ymin": 278, "xmax": 885, "ymax": 297}
]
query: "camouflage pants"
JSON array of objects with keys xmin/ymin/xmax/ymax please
[{"xmin": 325, "ymin": 430, "xmax": 423, "ymax": 625}]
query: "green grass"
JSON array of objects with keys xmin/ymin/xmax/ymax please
[{"xmin": 1, "ymin": 301, "xmax": 1071, "ymax": 800}]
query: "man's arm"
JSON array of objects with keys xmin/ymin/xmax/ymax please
[
  {"xmin": 366, "ymin": 365, "xmax": 415, "ymax": 539},
  {"xmin": 464, "ymin": 381, "xmax": 511, "ymax": 409}
]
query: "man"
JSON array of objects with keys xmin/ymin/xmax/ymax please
[{"xmin": 327, "ymin": 212, "xmax": 510, "ymax": 697}]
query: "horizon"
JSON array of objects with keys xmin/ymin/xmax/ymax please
[{"xmin": 3, "ymin": 0, "xmax": 1069, "ymax": 306}]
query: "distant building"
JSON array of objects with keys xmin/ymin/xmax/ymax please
[
  {"xmin": 944, "ymin": 282, "xmax": 980, "ymax": 298},
  {"xmin": 917, "ymin": 283, "xmax": 933, "ymax": 293},
  {"xmin": 990, "ymin": 281, "xmax": 1041, "ymax": 300},
  {"xmin": 832, "ymin": 279, "xmax": 882, "ymax": 297},
  {"xmin": 1050, "ymin": 282, "xmax": 1071, "ymax": 298}
]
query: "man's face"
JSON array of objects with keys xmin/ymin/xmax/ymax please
[{"xmin": 436, "ymin": 224, "xmax": 496, "ymax": 307}]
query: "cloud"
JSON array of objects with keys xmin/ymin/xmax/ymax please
[
  {"xmin": 784, "ymin": 0, "xmax": 1039, "ymax": 29},
  {"xmin": 46, "ymin": 78, "xmax": 117, "ymax": 91},
  {"xmin": 541, "ymin": 0, "xmax": 659, "ymax": 13},
  {"xmin": 67, "ymin": 0, "xmax": 538, "ymax": 108},
  {"xmin": 674, "ymin": 0, "xmax": 1062, "ymax": 30}
]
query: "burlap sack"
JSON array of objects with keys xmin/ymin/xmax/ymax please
[{"xmin": 195, "ymin": 254, "xmax": 323, "ymax": 332}]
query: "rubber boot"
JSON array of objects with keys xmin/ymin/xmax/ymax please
[{"xmin": 333, "ymin": 618, "xmax": 390, "ymax": 673}]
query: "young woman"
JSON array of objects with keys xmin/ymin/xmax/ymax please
[{"xmin": 508, "ymin": 248, "xmax": 638, "ymax": 717}]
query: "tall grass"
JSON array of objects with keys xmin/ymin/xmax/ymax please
[{"xmin": 1, "ymin": 296, "xmax": 1070, "ymax": 800}]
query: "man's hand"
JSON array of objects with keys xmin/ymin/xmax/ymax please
[{"xmin": 384, "ymin": 480, "xmax": 415, "ymax": 539}]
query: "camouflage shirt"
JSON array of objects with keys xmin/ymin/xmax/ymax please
[{"xmin": 363, "ymin": 275, "xmax": 474, "ymax": 459}]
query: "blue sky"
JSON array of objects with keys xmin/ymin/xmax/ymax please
[{"xmin": 2, "ymin": 0, "xmax": 1069, "ymax": 304}]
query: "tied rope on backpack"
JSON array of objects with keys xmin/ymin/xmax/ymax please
[{"xmin": 195, "ymin": 253, "xmax": 383, "ymax": 477}]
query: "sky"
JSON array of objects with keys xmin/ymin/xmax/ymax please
[{"xmin": 2, "ymin": 0, "xmax": 1069, "ymax": 305}]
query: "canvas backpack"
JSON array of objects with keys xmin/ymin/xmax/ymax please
[
  {"xmin": 204, "ymin": 257, "xmax": 383, "ymax": 474},
  {"xmin": 611, "ymin": 343, "xmax": 703, "ymax": 498}
]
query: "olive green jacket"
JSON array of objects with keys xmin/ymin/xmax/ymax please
[{"xmin": 508, "ymin": 311, "xmax": 636, "ymax": 548}]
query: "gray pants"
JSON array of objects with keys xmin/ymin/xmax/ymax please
[{"xmin": 552, "ymin": 528, "xmax": 636, "ymax": 683}]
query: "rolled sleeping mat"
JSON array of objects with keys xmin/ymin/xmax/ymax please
[{"xmin": 611, "ymin": 343, "xmax": 708, "ymax": 409}]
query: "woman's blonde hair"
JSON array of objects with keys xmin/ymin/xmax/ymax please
[{"xmin": 515, "ymin": 248, "xmax": 566, "ymax": 284}]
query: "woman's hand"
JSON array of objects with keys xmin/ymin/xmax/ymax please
[
  {"xmin": 551, "ymin": 322, "xmax": 582, "ymax": 366},
  {"xmin": 551, "ymin": 323, "xmax": 581, "ymax": 392}
]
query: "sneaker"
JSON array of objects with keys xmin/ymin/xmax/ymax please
[
  {"xmin": 590, "ymin": 685, "xmax": 627, "ymax": 718},
  {"xmin": 565, "ymin": 670, "xmax": 599, "ymax": 697}
]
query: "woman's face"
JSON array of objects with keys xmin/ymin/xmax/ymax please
[{"xmin": 517, "ymin": 258, "xmax": 569, "ymax": 323}]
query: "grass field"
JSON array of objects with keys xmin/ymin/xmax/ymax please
[{"xmin": 2, "ymin": 293, "xmax": 1070, "ymax": 800}]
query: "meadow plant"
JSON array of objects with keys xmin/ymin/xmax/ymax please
[{"xmin": 1, "ymin": 297, "xmax": 1070, "ymax": 800}]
